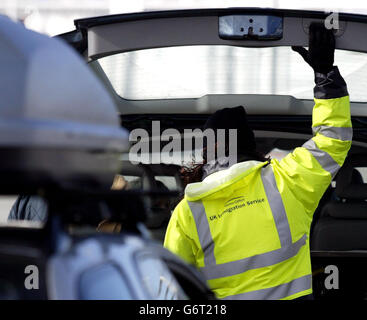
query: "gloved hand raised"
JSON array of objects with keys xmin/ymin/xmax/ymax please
[{"xmin": 292, "ymin": 22, "xmax": 335, "ymax": 74}]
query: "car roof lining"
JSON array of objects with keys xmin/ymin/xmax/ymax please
[{"xmin": 83, "ymin": 10, "xmax": 367, "ymax": 60}]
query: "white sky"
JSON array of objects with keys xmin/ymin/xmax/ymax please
[{"xmin": 0, "ymin": 0, "xmax": 367, "ymax": 36}]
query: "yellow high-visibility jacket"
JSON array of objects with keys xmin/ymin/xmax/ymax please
[{"xmin": 164, "ymin": 66, "xmax": 352, "ymax": 300}]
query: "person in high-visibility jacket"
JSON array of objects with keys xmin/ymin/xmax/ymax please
[{"xmin": 164, "ymin": 23, "xmax": 352, "ymax": 300}]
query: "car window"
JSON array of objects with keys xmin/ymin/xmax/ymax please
[
  {"xmin": 355, "ymin": 167, "xmax": 367, "ymax": 183},
  {"xmin": 0, "ymin": 196, "xmax": 18, "ymax": 224},
  {"xmin": 121, "ymin": 175, "xmax": 143, "ymax": 190},
  {"xmin": 98, "ymin": 45, "xmax": 367, "ymax": 102},
  {"xmin": 155, "ymin": 176, "xmax": 177, "ymax": 191}
]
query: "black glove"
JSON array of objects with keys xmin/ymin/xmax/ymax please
[{"xmin": 292, "ymin": 22, "xmax": 335, "ymax": 74}]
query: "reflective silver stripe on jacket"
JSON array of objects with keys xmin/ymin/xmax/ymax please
[
  {"xmin": 261, "ymin": 165, "xmax": 292, "ymax": 247},
  {"xmin": 222, "ymin": 274, "xmax": 312, "ymax": 300},
  {"xmin": 187, "ymin": 165, "xmax": 307, "ymax": 282},
  {"xmin": 201, "ymin": 234, "xmax": 307, "ymax": 280},
  {"xmin": 187, "ymin": 201, "xmax": 216, "ymax": 265},
  {"xmin": 302, "ymin": 139, "xmax": 340, "ymax": 178},
  {"xmin": 312, "ymin": 126, "xmax": 352, "ymax": 142}
]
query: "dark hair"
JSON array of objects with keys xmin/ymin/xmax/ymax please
[{"xmin": 180, "ymin": 148, "xmax": 270, "ymax": 187}]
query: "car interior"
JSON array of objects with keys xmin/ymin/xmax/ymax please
[
  {"xmin": 56, "ymin": 8, "xmax": 367, "ymax": 299},
  {"xmin": 3, "ymin": 8, "xmax": 367, "ymax": 299}
]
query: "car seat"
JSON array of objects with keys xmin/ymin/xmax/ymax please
[{"xmin": 311, "ymin": 155, "xmax": 367, "ymax": 250}]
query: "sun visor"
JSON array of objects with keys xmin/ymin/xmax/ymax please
[{"xmin": 0, "ymin": 16, "xmax": 129, "ymax": 190}]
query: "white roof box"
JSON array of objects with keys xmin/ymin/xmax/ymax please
[{"xmin": 0, "ymin": 16, "xmax": 129, "ymax": 189}]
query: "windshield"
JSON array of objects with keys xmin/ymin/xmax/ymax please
[{"xmin": 98, "ymin": 46, "xmax": 367, "ymax": 102}]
